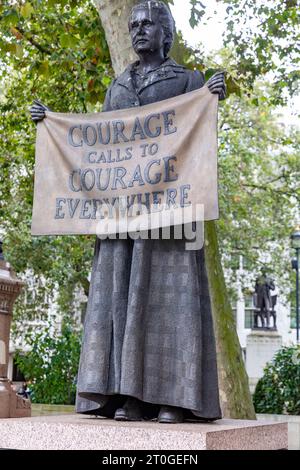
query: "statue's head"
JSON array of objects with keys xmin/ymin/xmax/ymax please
[
  {"xmin": 260, "ymin": 267, "xmax": 268, "ymax": 278},
  {"xmin": 129, "ymin": 1, "xmax": 175, "ymax": 58}
]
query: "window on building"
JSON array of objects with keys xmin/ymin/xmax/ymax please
[
  {"xmin": 12, "ymin": 358, "xmax": 25, "ymax": 382},
  {"xmin": 244, "ymin": 295, "xmax": 254, "ymax": 329},
  {"xmin": 242, "ymin": 348, "xmax": 246, "ymax": 362},
  {"xmin": 230, "ymin": 253, "xmax": 240, "ymax": 271},
  {"xmin": 243, "ymin": 257, "xmax": 254, "ymax": 271},
  {"xmin": 231, "ymin": 306, "xmax": 237, "ymax": 325}
]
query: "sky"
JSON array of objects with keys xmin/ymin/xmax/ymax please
[
  {"xmin": 171, "ymin": 0, "xmax": 299, "ymax": 127},
  {"xmin": 170, "ymin": 0, "xmax": 226, "ymax": 53}
]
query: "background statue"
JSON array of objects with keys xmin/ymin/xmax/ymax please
[
  {"xmin": 30, "ymin": 1, "xmax": 226, "ymax": 424},
  {"xmin": 254, "ymin": 269, "xmax": 276, "ymax": 329}
]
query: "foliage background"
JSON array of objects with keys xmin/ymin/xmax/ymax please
[{"xmin": 15, "ymin": 323, "xmax": 81, "ymax": 404}]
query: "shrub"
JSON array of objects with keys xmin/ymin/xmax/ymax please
[
  {"xmin": 253, "ymin": 345, "xmax": 300, "ymax": 415},
  {"xmin": 15, "ymin": 324, "xmax": 81, "ymax": 405}
]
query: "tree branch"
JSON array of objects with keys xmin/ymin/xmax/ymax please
[
  {"xmin": 242, "ymin": 182, "xmax": 299, "ymax": 201},
  {"xmin": 15, "ymin": 26, "xmax": 52, "ymax": 55}
]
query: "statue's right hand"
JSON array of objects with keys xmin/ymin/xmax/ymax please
[{"xmin": 30, "ymin": 100, "xmax": 50, "ymax": 123}]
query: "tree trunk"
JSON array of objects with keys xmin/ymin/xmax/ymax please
[
  {"xmin": 93, "ymin": 0, "xmax": 137, "ymax": 75},
  {"xmin": 205, "ymin": 222, "xmax": 256, "ymax": 418},
  {"xmin": 93, "ymin": 0, "xmax": 256, "ymax": 419}
]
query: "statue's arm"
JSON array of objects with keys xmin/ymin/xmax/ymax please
[{"xmin": 30, "ymin": 100, "xmax": 51, "ymax": 123}]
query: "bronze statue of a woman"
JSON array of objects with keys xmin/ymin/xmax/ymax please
[{"xmin": 31, "ymin": 1, "xmax": 226, "ymax": 424}]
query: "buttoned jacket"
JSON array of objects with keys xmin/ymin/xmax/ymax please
[{"xmin": 103, "ymin": 58, "xmax": 205, "ymax": 111}]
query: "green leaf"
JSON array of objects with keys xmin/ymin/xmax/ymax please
[
  {"xmin": 37, "ymin": 61, "xmax": 49, "ymax": 77},
  {"xmin": 2, "ymin": 8, "xmax": 19, "ymax": 27},
  {"xmin": 7, "ymin": 43, "xmax": 17, "ymax": 54},
  {"xmin": 16, "ymin": 44, "xmax": 23, "ymax": 59},
  {"xmin": 226, "ymin": 76, "xmax": 241, "ymax": 96},
  {"xmin": 20, "ymin": 2, "xmax": 34, "ymax": 18},
  {"xmin": 101, "ymin": 75, "xmax": 111, "ymax": 87},
  {"xmin": 60, "ymin": 34, "xmax": 79, "ymax": 48}
]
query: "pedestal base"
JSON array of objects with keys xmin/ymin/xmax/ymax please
[
  {"xmin": 0, "ymin": 379, "xmax": 31, "ymax": 419},
  {"xmin": 246, "ymin": 330, "xmax": 282, "ymax": 393},
  {"xmin": 0, "ymin": 414, "xmax": 287, "ymax": 450}
]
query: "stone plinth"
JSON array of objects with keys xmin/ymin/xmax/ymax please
[
  {"xmin": 246, "ymin": 329, "xmax": 282, "ymax": 393},
  {"xmin": 0, "ymin": 252, "xmax": 30, "ymax": 419},
  {"xmin": 0, "ymin": 414, "xmax": 288, "ymax": 450},
  {"xmin": 0, "ymin": 379, "xmax": 31, "ymax": 419}
]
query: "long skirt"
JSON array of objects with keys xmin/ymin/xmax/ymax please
[{"xmin": 76, "ymin": 236, "xmax": 221, "ymax": 420}]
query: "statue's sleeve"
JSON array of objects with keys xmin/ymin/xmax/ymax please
[
  {"xmin": 102, "ymin": 79, "xmax": 116, "ymax": 112},
  {"xmin": 185, "ymin": 70, "xmax": 205, "ymax": 93}
]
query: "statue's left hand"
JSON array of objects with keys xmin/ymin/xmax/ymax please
[{"xmin": 206, "ymin": 72, "xmax": 226, "ymax": 101}]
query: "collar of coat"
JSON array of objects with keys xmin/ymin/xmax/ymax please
[{"xmin": 115, "ymin": 57, "xmax": 187, "ymax": 94}]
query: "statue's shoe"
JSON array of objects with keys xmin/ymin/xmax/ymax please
[
  {"xmin": 158, "ymin": 406, "xmax": 183, "ymax": 424},
  {"xmin": 114, "ymin": 397, "xmax": 144, "ymax": 421}
]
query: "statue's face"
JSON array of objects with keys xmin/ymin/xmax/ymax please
[{"xmin": 129, "ymin": 7, "xmax": 165, "ymax": 56}]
